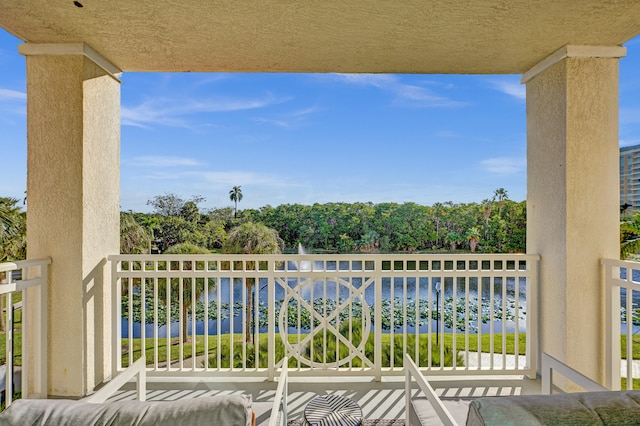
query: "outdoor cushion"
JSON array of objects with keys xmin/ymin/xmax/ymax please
[
  {"xmin": 466, "ymin": 390, "xmax": 640, "ymax": 426},
  {"xmin": 410, "ymin": 396, "xmax": 471, "ymax": 425},
  {"xmin": 0, "ymin": 394, "xmax": 252, "ymax": 426}
]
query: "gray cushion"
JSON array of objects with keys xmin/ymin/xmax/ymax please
[
  {"xmin": 0, "ymin": 394, "xmax": 252, "ymax": 426},
  {"xmin": 253, "ymin": 400, "xmax": 276, "ymax": 426},
  {"xmin": 466, "ymin": 390, "xmax": 640, "ymax": 426},
  {"xmin": 410, "ymin": 396, "xmax": 471, "ymax": 425}
]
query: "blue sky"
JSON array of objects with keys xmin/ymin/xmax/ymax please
[{"xmin": 1, "ymin": 29, "xmax": 640, "ymax": 212}]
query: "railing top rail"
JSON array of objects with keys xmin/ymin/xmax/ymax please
[
  {"xmin": 110, "ymin": 253, "xmax": 540, "ymax": 261},
  {"xmin": 0, "ymin": 257, "xmax": 52, "ymax": 273},
  {"xmin": 602, "ymin": 258, "xmax": 640, "ymax": 268}
]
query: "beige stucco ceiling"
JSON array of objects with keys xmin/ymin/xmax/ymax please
[{"xmin": 1, "ymin": 0, "xmax": 640, "ymax": 74}]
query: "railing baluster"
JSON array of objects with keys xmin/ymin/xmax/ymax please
[
  {"xmin": 452, "ymin": 275, "xmax": 458, "ymax": 369},
  {"xmin": 374, "ymin": 258, "xmax": 382, "ymax": 380},
  {"xmin": 414, "ymin": 276, "xmax": 420, "ymax": 368},
  {"xmin": 6, "ymin": 290, "xmax": 13, "ymax": 406},
  {"xmin": 322, "ymin": 278, "xmax": 326, "ymax": 367},
  {"xmin": 204, "ymin": 275, "xmax": 208, "ymax": 371},
  {"xmin": 489, "ymin": 274, "xmax": 496, "ymax": 370},
  {"xmin": 191, "ymin": 275, "xmax": 196, "ymax": 371},
  {"xmin": 627, "ymin": 277, "xmax": 633, "ymax": 388},
  {"xmin": 390, "ymin": 275, "xmax": 395, "ymax": 369},
  {"xmin": 242, "ymin": 266, "xmax": 246, "ymax": 371},
  {"xmin": 428, "ymin": 277, "xmax": 433, "ymax": 369},
  {"xmin": 254, "ymin": 275, "xmax": 259, "ymax": 371},
  {"xmin": 166, "ymin": 276, "xmax": 171, "ymax": 370},
  {"xmin": 216, "ymin": 272, "xmax": 221, "ymax": 372},
  {"xmin": 502, "ymin": 273, "xmax": 507, "ymax": 370},
  {"xmin": 514, "ymin": 276, "xmax": 520, "ymax": 371},
  {"xmin": 128, "ymin": 277, "xmax": 133, "ymax": 367},
  {"xmin": 403, "ymin": 276, "xmax": 407, "ymax": 367},
  {"xmin": 153, "ymin": 276, "xmax": 158, "ymax": 370},
  {"xmin": 268, "ymin": 264, "xmax": 275, "ymax": 380},
  {"xmin": 464, "ymin": 276, "xmax": 470, "ymax": 371},
  {"xmin": 141, "ymin": 276, "xmax": 146, "ymax": 364},
  {"xmin": 230, "ymin": 276, "xmax": 234, "ymax": 371}
]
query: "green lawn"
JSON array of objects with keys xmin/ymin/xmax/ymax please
[
  {"xmin": 0, "ymin": 299, "xmax": 22, "ymax": 366},
  {"xmin": 621, "ymin": 334, "xmax": 640, "ymax": 359},
  {"xmin": 0, "ymin": 327, "xmax": 527, "ymax": 367},
  {"xmin": 621, "ymin": 378, "xmax": 640, "ymax": 390},
  {"xmin": 119, "ymin": 332, "xmax": 528, "ymax": 368}
]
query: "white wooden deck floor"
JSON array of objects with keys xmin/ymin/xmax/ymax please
[{"xmin": 106, "ymin": 375, "xmax": 541, "ymax": 425}]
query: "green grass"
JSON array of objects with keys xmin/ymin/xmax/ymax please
[
  {"xmin": 621, "ymin": 334, "xmax": 640, "ymax": 359},
  {"xmin": 6, "ymin": 318, "xmax": 513, "ymax": 367},
  {"xmin": 0, "ymin": 298, "xmax": 22, "ymax": 366},
  {"xmin": 120, "ymin": 332, "xmax": 528, "ymax": 369},
  {"xmin": 122, "ymin": 333, "xmax": 298, "ymax": 368},
  {"xmin": 621, "ymin": 378, "xmax": 640, "ymax": 390}
]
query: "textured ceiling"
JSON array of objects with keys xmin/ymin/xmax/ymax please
[{"xmin": 1, "ymin": 0, "xmax": 640, "ymax": 74}]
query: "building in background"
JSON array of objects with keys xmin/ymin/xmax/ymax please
[{"xmin": 621, "ymin": 144, "xmax": 640, "ymax": 213}]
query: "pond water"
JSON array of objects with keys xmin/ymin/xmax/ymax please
[{"xmin": 122, "ymin": 275, "xmax": 528, "ymax": 338}]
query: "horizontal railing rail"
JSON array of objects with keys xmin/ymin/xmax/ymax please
[
  {"xmin": 0, "ymin": 257, "xmax": 50, "ymax": 405},
  {"xmin": 110, "ymin": 253, "xmax": 538, "ymax": 379}
]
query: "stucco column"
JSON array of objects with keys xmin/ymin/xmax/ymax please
[
  {"xmin": 524, "ymin": 45, "xmax": 625, "ymax": 384},
  {"xmin": 20, "ymin": 44, "xmax": 121, "ymax": 397}
]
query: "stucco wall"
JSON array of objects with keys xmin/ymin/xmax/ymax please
[
  {"xmin": 25, "ymin": 54, "xmax": 120, "ymax": 397},
  {"xmin": 527, "ymin": 56, "xmax": 619, "ymax": 383}
]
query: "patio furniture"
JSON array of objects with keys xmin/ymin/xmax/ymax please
[
  {"xmin": 405, "ymin": 352, "xmax": 640, "ymax": 426},
  {"xmin": 0, "ymin": 357, "xmax": 289, "ymax": 426},
  {"xmin": 304, "ymin": 394, "xmax": 363, "ymax": 426}
]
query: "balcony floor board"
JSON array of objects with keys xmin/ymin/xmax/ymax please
[{"xmin": 107, "ymin": 376, "xmax": 541, "ymax": 424}]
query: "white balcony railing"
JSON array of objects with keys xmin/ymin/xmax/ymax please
[
  {"xmin": 603, "ymin": 258, "xmax": 640, "ymax": 389},
  {"xmin": 0, "ymin": 258, "xmax": 50, "ymax": 405},
  {"xmin": 110, "ymin": 254, "xmax": 539, "ymax": 379}
]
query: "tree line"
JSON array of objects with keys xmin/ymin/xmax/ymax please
[
  {"xmin": 116, "ymin": 189, "xmax": 526, "ymax": 255},
  {"xmin": 0, "ymin": 190, "xmax": 529, "ymax": 259},
  {"xmin": 32, "ymin": 188, "xmax": 640, "ymax": 259}
]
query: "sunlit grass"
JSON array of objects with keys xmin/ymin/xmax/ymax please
[{"xmin": 120, "ymin": 332, "xmax": 527, "ymax": 368}]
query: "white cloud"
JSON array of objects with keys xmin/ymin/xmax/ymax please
[
  {"xmin": 436, "ymin": 130, "xmax": 459, "ymax": 138},
  {"xmin": 330, "ymin": 73, "xmax": 465, "ymax": 107},
  {"xmin": 332, "ymin": 74, "xmax": 397, "ymax": 88},
  {"xmin": 488, "ymin": 78, "xmax": 526, "ymax": 101},
  {"xmin": 481, "ymin": 157, "xmax": 526, "ymax": 174},
  {"xmin": 253, "ymin": 106, "xmax": 321, "ymax": 128},
  {"xmin": 0, "ymin": 88, "xmax": 26, "ymax": 100},
  {"xmin": 125, "ymin": 156, "xmax": 205, "ymax": 168},
  {"xmin": 253, "ymin": 117, "xmax": 291, "ymax": 128},
  {"xmin": 186, "ymin": 170, "xmax": 288, "ymax": 187},
  {"xmin": 121, "ymin": 94, "xmax": 286, "ymax": 128}
]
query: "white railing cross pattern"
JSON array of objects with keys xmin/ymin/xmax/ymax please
[{"xmin": 278, "ymin": 275, "xmax": 374, "ymax": 369}]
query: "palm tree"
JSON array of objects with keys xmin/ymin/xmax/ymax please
[
  {"xmin": 0, "ymin": 197, "xmax": 21, "ymax": 243},
  {"xmin": 0, "ymin": 197, "xmax": 25, "ymax": 333},
  {"xmin": 229, "ymin": 186, "xmax": 243, "ymax": 218},
  {"xmin": 467, "ymin": 226, "xmax": 481, "ymax": 253},
  {"xmin": 164, "ymin": 242, "xmax": 211, "ymax": 343},
  {"xmin": 0, "ymin": 198, "xmax": 26, "ymax": 263},
  {"xmin": 223, "ymin": 222, "xmax": 283, "ymax": 343},
  {"xmin": 138, "ymin": 216, "xmax": 161, "ymax": 253},
  {"xmin": 493, "ymin": 188, "xmax": 509, "ymax": 217},
  {"xmin": 120, "ymin": 213, "xmax": 152, "ymax": 254}
]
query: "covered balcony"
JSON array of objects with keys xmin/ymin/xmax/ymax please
[
  {"xmin": 1, "ymin": 0, "xmax": 640, "ymax": 423},
  {"xmin": 3, "ymin": 253, "xmax": 640, "ymax": 422}
]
